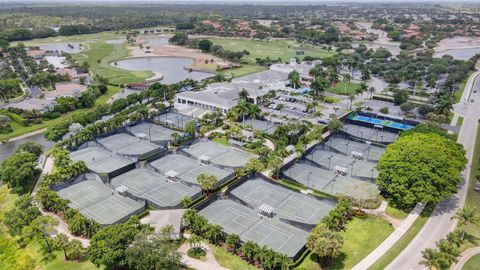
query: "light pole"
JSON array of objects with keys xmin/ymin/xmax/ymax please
[
  {"xmin": 307, "ymin": 171, "xmax": 313, "ymax": 193},
  {"xmin": 328, "ymin": 155, "xmax": 333, "ymax": 170},
  {"xmin": 148, "ymin": 125, "xmax": 152, "ymax": 142},
  {"xmin": 345, "ymin": 142, "xmax": 350, "ymax": 156}
]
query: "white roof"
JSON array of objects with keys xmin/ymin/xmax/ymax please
[
  {"xmin": 165, "ymin": 170, "xmax": 179, "ymax": 178},
  {"xmin": 259, "ymin": 204, "xmax": 274, "ymax": 214}
]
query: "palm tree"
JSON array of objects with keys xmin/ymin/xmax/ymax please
[
  {"xmin": 240, "ymin": 240, "xmax": 259, "ymax": 264},
  {"xmin": 67, "ymin": 239, "xmax": 84, "ymax": 261},
  {"xmin": 368, "ymin": 86, "xmax": 375, "ymax": 98},
  {"xmin": 187, "ymin": 234, "xmax": 202, "ymax": 251},
  {"xmin": 343, "ymin": 74, "xmax": 352, "ymax": 95},
  {"xmin": 197, "ymin": 173, "xmax": 218, "ymax": 195},
  {"xmin": 53, "ymin": 233, "xmax": 70, "ymax": 260},
  {"xmin": 288, "ymin": 70, "xmax": 301, "ymax": 89},
  {"xmin": 274, "ymin": 253, "xmax": 292, "ymax": 270},
  {"xmin": 235, "ymin": 100, "xmax": 250, "ymax": 126},
  {"xmin": 247, "ymin": 104, "xmax": 261, "ymax": 120},
  {"xmin": 238, "ymin": 88, "xmax": 249, "ymax": 101},
  {"xmin": 435, "ymin": 96, "xmax": 454, "ymax": 116},
  {"xmin": 225, "ymin": 234, "xmax": 241, "ymax": 254},
  {"xmin": 205, "ymin": 224, "xmax": 223, "ymax": 244},
  {"xmin": 420, "ymin": 248, "xmax": 440, "ymax": 270},
  {"xmin": 451, "ymin": 205, "xmax": 480, "ymax": 240},
  {"xmin": 436, "ymin": 239, "xmax": 460, "ymax": 266},
  {"xmin": 348, "ymin": 94, "xmax": 355, "ymax": 110}
]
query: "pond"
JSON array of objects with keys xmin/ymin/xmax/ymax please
[
  {"xmin": 38, "ymin": 43, "xmax": 82, "ymax": 53},
  {"xmin": 433, "ymin": 48, "xmax": 480, "ymax": 60},
  {"xmin": 147, "ymin": 36, "xmax": 169, "ymax": 45},
  {"xmin": 0, "ymin": 133, "xmax": 55, "ymax": 163},
  {"xmin": 113, "ymin": 57, "xmax": 212, "ymax": 84}
]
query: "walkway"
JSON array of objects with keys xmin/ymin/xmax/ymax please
[
  {"xmin": 178, "ymin": 241, "xmax": 227, "ymax": 270},
  {"xmin": 36, "ymin": 155, "xmax": 90, "ymax": 247},
  {"xmin": 386, "ymin": 71, "xmax": 480, "ymax": 270},
  {"xmin": 452, "ymin": 247, "xmax": 480, "ymax": 270},
  {"xmin": 352, "ymin": 203, "xmax": 425, "ymax": 270}
]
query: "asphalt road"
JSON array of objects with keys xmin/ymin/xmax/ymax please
[{"xmin": 386, "ymin": 71, "xmax": 480, "ymax": 270}]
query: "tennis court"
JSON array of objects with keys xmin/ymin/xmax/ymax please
[
  {"xmin": 342, "ymin": 124, "xmax": 397, "ymax": 143},
  {"xmin": 57, "ymin": 180, "xmax": 144, "ymax": 225},
  {"xmin": 199, "ymin": 177, "xmax": 335, "ymax": 258},
  {"xmin": 110, "ymin": 168, "xmax": 200, "ymax": 208},
  {"xmin": 231, "ymin": 177, "xmax": 335, "ymax": 224},
  {"xmin": 305, "ymin": 148, "xmax": 378, "ymax": 180},
  {"xmin": 154, "ymin": 112, "xmax": 195, "ymax": 130},
  {"xmin": 97, "ymin": 133, "xmax": 163, "ymax": 157},
  {"xmin": 283, "ymin": 162, "xmax": 379, "ymax": 200},
  {"xmin": 326, "ymin": 137, "xmax": 386, "ymax": 161},
  {"xmin": 182, "ymin": 141, "xmax": 255, "ymax": 168},
  {"xmin": 70, "ymin": 146, "xmax": 135, "ymax": 175},
  {"xmin": 128, "ymin": 122, "xmax": 185, "ymax": 142},
  {"xmin": 149, "ymin": 154, "xmax": 233, "ymax": 187}
]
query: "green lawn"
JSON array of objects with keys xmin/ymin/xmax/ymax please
[
  {"xmin": 0, "ymin": 84, "xmax": 121, "ymax": 141},
  {"xmin": 208, "ymin": 38, "xmax": 334, "ymax": 64},
  {"xmin": 208, "ymin": 243, "xmax": 258, "ymax": 270},
  {"xmin": 457, "ymin": 116, "xmax": 464, "ymax": 127},
  {"xmin": 455, "ymin": 71, "xmax": 474, "ymax": 103},
  {"xmin": 462, "ymin": 253, "xmax": 480, "ymax": 270},
  {"xmin": 462, "ymin": 122, "xmax": 480, "ymax": 249},
  {"xmin": 369, "ymin": 204, "xmax": 434, "ymax": 270},
  {"xmin": 296, "ymin": 216, "xmax": 393, "ymax": 270},
  {"xmin": 12, "ymin": 31, "xmax": 122, "ymax": 46},
  {"xmin": 211, "ymin": 136, "xmax": 231, "ymax": 146},
  {"xmin": 328, "ymin": 82, "xmax": 361, "ymax": 95},
  {"xmin": 385, "ymin": 205, "xmax": 409, "ymax": 220},
  {"xmin": 74, "ymin": 42, "xmax": 152, "ymax": 85},
  {"xmin": 0, "ymin": 186, "xmax": 100, "ymax": 270},
  {"xmin": 220, "ymin": 64, "xmax": 266, "ymax": 78}
]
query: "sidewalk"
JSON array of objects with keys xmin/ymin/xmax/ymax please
[
  {"xmin": 178, "ymin": 241, "xmax": 227, "ymax": 270},
  {"xmin": 352, "ymin": 203, "xmax": 425, "ymax": 270},
  {"xmin": 451, "ymin": 247, "xmax": 480, "ymax": 270}
]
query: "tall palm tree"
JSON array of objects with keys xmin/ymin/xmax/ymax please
[
  {"xmin": 435, "ymin": 96, "xmax": 454, "ymax": 116},
  {"xmin": 247, "ymin": 104, "xmax": 261, "ymax": 120},
  {"xmin": 205, "ymin": 224, "xmax": 223, "ymax": 244},
  {"xmin": 348, "ymin": 94, "xmax": 355, "ymax": 110},
  {"xmin": 240, "ymin": 240, "xmax": 259, "ymax": 264},
  {"xmin": 238, "ymin": 88, "xmax": 249, "ymax": 101},
  {"xmin": 274, "ymin": 253, "xmax": 292, "ymax": 270},
  {"xmin": 452, "ymin": 205, "xmax": 480, "ymax": 240},
  {"xmin": 288, "ymin": 70, "xmax": 301, "ymax": 89},
  {"xmin": 225, "ymin": 234, "xmax": 241, "ymax": 254},
  {"xmin": 343, "ymin": 74, "xmax": 352, "ymax": 95},
  {"xmin": 235, "ymin": 100, "xmax": 250, "ymax": 126},
  {"xmin": 420, "ymin": 248, "xmax": 440, "ymax": 270}
]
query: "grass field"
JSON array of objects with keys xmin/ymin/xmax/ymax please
[
  {"xmin": 0, "ymin": 85, "xmax": 121, "ymax": 141},
  {"xmin": 220, "ymin": 64, "xmax": 266, "ymax": 78},
  {"xmin": 328, "ymin": 82, "xmax": 361, "ymax": 95},
  {"xmin": 295, "ymin": 216, "xmax": 393, "ymax": 270},
  {"xmin": 385, "ymin": 205, "xmax": 409, "ymax": 220},
  {"xmin": 211, "ymin": 136, "xmax": 231, "ymax": 146},
  {"xmin": 457, "ymin": 116, "xmax": 465, "ymax": 127},
  {"xmin": 462, "ymin": 253, "xmax": 480, "ymax": 270},
  {"xmin": 74, "ymin": 42, "xmax": 152, "ymax": 85},
  {"xmin": 208, "ymin": 243, "xmax": 258, "ymax": 270},
  {"xmin": 462, "ymin": 123, "xmax": 480, "ymax": 249},
  {"xmin": 12, "ymin": 31, "xmax": 122, "ymax": 46},
  {"xmin": 369, "ymin": 204, "xmax": 434, "ymax": 270},
  {"xmin": 208, "ymin": 38, "xmax": 334, "ymax": 64},
  {"xmin": 455, "ymin": 71, "xmax": 474, "ymax": 103},
  {"xmin": 0, "ymin": 186, "xmax": 100, "ymax": 270}
]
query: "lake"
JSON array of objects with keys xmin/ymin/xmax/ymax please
[
  {"xmin": 114, "ymin": 57, "xmax": 212, "ymax": 84},
  {"xmin": 38, "ymin": 43, "xmax": 82, "ymax": 53},
  {"xmin": 0, "ymin": 133, "xmax": 55, "ymax": 163},
  {"xmin": 434, "ymin": 48, "xmax": 480, "ymax": 60}
]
